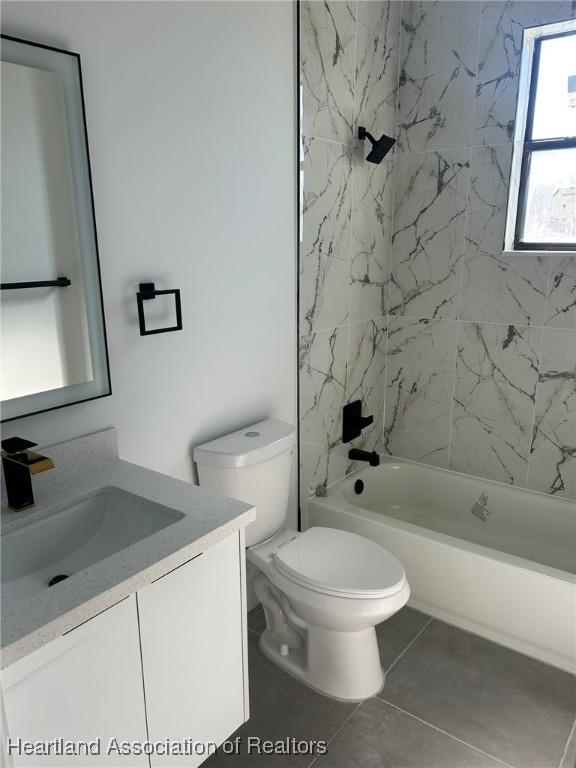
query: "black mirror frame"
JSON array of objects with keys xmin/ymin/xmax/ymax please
[{"xmin": 0, "ymin": 34, "xmax": 111, "ymax": 423}]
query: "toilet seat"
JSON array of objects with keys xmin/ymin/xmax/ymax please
[{"xmin": 273, "ymin": 527, "xmax": 406, "ymax": 600}]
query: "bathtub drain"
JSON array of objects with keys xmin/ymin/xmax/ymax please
[{"xmin": 48, "ymin": 574, "xmax": 69, "ymax": 587}]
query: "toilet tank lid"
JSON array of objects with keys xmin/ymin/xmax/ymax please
[{"xmin": 193, "ymin": 419, "xmax": 295, "ymax": 468}]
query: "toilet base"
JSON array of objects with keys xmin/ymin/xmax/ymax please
[{"xmin": 258, "ymin": 624, "xmax": 385, "ymax": 702}]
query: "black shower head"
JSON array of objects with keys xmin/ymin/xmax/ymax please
[{"xmin": 358, "ymin": 126, "xmax": 396, "ymax": 164}]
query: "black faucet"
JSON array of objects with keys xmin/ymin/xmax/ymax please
[
  {"xmin": 348, "ymin": 448, "xmax": 380, "ymax": 467},
  {"xmin": 1, "ymin": 437, "xmax": 54, "ymax": 511}
]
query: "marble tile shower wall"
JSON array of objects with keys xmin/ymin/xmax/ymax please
[
  {"xmin": 299, "ymin": 0, "xmax": 576, "ymax": 519},
  {"xmin": 299, "ymin": 0, "xmax": 401, "ymax": 513},
  {"xmin": 388, "ymin": 0, "xmax": 576, "ymax": 501}
]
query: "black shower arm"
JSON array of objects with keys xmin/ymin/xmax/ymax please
[{"xmin": 358, "ymin": 127, "xmax": 377, "ymax": 146}]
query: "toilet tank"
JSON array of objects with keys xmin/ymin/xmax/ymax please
[{"xmin": 193, "ymin": 420, "xmax": 295, "ymax": 547}]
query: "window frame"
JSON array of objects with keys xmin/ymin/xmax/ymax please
[{"xmin": 511, "ymin": 26, "xmax": 576, "ymax": 252}]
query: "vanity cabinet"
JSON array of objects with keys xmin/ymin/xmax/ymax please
[
  {"xmin": 138, "ymin": 532, "xmax": 247, "ymax": 768},
  {"xmin": 1, "ymin": 532, "xmax": 248, "ymax": 768},
  {"xmin": 1, "ymin": 595, "xmax": 148, "ymax": 767}
]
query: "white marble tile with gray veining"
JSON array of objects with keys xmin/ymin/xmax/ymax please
[
  {"xmin": 299, "ymin": 329, "xmax": 347, "ymax": 506},
  {"xmin": 301, "ymin": 0, "xmax": 357, "ymax": 143},
  {"xmin": 390, "ymin": 149, "xmax": 470, "ymax": 319},
  {"xmin": 528, "ymin": 329, "xmax": 576, "ymax": 499},
  {"xmin": 300, "ymin": 137, "xmax": 352, "ymax": 334},
  {"xmin": 554, "ymin": 257, "xmax": 576, "ymax": 279},
  {"xmin": 350, "ymin": 153, "xmax": 395, "ymax": 323},
  {"xmin": 384, "ymin": 317, "xmax": 458, "ymax": 467},
  {"xmin": 299, "ymin": 325, "xmax": 347, "ymax": 462},
  {"xmin": 460, "ymin": 144, "xmax": 548, "ymax": 325},
  {"xmin": 450, "ymin": 322, "xmax": 541, "ymax": 485},
  {"xmin": 396, "ymin": 1, "xmax": 481, "ymax": 153},
  {"xmin": 355, "ymin": 0, "xmax": 400, "ymax": 141},
  {"xmin": 300, "ymin": 440, "xmax": 346, "ymax": 513},
  {"xmin": 546, "ymin": 270, "xmax": 576, "ymax": 330},
  {"xmin": 475, "ymin": 1, "xmax": 576, "ymax": 146},
  {"xmin": 300, "ymin": 251, "xmax": 350, "ymax": 336},
  {"xmin": 345, "ymin": 318, "xmax": 387, "ymax": 470}
]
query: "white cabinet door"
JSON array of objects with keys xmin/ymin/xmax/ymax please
[
  {"xmin": 1, "ymin": 595, "xmax": 148, "ymax": 767},
  {"xmin": 138, "ymin": 533, "xmax": 247, "ymax": 768}
]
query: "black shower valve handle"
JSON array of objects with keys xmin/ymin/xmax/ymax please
[{"xmin": 342, "ymin": 400, "xmax": 374, "ymax": 443}]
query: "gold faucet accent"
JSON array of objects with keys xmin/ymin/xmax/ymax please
[{"xmin": 1, "ymin": 437, "xmax": 54, "ymax": 511}]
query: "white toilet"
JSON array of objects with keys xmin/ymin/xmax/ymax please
[{"xmin": 194, "ymin": 419, "xmax": 410, "ymax": 701}]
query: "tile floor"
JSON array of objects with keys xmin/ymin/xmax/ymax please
[{"xmin": 206, "ymin": 605, "xmax": 576, "ymax": 768}]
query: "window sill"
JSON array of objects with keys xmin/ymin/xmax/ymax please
[{"xmin": 503, "ymin": 249, "xmax": 576, "ymax": 258}]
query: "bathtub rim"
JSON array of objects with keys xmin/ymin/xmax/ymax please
[{"xmin": 310, "ymin": 456, "xmax": 576, "ymax": 586}]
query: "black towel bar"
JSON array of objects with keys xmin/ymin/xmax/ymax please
[{"xmin": 0, "ymin": 277, "xmax": 71, "ymax": 291}]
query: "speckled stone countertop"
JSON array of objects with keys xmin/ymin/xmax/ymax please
[{"xmin": 1, "ymin": 429, "xmax": 255, "ymax": 668}]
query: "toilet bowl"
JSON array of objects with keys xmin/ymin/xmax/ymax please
[
  {"xmin": 248, "ymin": 527, "xmax": 409, "ymax": 700},
  {"xmin": 194, "ymin": 419, "xmax": 410, "ymax": 701}
]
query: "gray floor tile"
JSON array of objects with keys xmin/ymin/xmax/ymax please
[
  {"xmin": 381, "ymin": 620, "xmax": 576, "ymax": 768},
  {"xmin": 247, "ymin": 604, "xmax": 266, "ymax": 635},
  {"xmin": 376, "ymin": 606, "xmax": 431, "ymax": 672},
  {"xmin": 315, "ymin": 698, "xmax": 503, "ymax": 768},
  {"xmin": 561, "ymin": 721, "xmax": 576, "ymax": 768},
  {"xmin": 205, "ymin": 633, "xmax": 355, "ymax": 767}
]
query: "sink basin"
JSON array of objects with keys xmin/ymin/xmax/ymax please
[{"xmin": 1, "ymin": 487, "xmax": 185, "ymax": 601}]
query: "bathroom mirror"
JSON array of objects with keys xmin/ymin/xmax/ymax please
[{"xmin": 0, "ymin": 35, "xmax": 110, "ymax": 422}]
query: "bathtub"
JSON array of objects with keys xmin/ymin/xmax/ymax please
[{"xmin": 308, "ymin": 457, "xmax": 576, "ymax": 673}]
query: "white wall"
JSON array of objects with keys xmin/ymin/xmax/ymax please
[{"xmin": 1, "ymin": 2, "xmax": 298, "ymax": 522}]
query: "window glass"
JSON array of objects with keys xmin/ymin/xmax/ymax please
[
  {"xmin": 521, "ymin": 147, "xmax": 576, "ymax": 243},
  {"xmin": 531, "ymin": 33, "xmax": 576, "ymax": 140}
]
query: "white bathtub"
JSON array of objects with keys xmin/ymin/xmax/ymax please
[{"xmin": 308, "ymin": 457, "xmax": 576, "ymax": 673}]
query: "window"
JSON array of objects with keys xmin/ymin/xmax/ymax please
[{"xmin": 506, "ymin": 20, "xmax": 576, "ymax": 252}]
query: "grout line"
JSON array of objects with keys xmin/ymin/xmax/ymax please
[
  {"xmin": 380, "ymin": 313, "xmax": 389, "ymax": 453},
  {"xmin": 351, "ymin": 0, "xmax": 359, "ymax": 136},
  {"xmin": 446, "ymin": 313, "xmax": 464, "ymax": 471},
  {"xmin": 307, "ymin": 701, "xmax": 363, "ymax": 768},
  {"xmin": 470, "ymin": 1, "xmax": 484, "ymax": 148},
  {"xmin": 378, "ymin": 699, "xmax": 517, "ymax": 768},
  {"xmin": 447, "ymin": 134, "xmax": 474, "ymax": 470},
  {"xmin": 453, "ymin": 143, "xmax": 472, "ymax": 327},
  {"xmin": 301, "ymin": 316, "xmax": 576, "ymax": 340},
  {"xmin": 557, "ymin": 716, "xmax": 576, "ymax": 768},
  {"xmin": 384, "ymin": 0, "xmax": 401, "ymax": 329},
  {"xmin": 523, "ymin": 315, "xmax": 547, "ymax": 489},
  {"xmin": 382, "ymin": 311, "xmax": 391, "ymax": 451},
  {"xmin": 392, "ymin": 140, "xmax": 516, "ymax": 159},
  {"xmin": 299, "ymin": 313, "xmax": 388, "ymax": 339},
  {"xmin": 452, "ymin": 318, "xmax": 554, "ymax": 331},
  {"xmin": 523, "ymin": 258, "xmax": 556, "ymax": 491},
  {"xmin": 382, "ymin": 0, "xmax": 402, "ymax": 452},
  {"xmin": 343, "ymin": 0, "xmax": 358, "ymax": 336},
  {"xmin": 304, "ymin": 312, "xmax": 576, "ymax": 337},
  {"xmin": 302, "ymin": 134, "xmax": 354, "ymax": 149},
  {"xmin": 384, "ymin": 616, "xmax": 434, "ymax": 675},
  {"xmin": 395, "ymin": 0, "xmax": 403, "ymax": 147}
]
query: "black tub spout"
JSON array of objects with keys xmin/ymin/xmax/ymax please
[{"xmin": 348, "ymin": 448, "xmax": 380, "ymax": 467}]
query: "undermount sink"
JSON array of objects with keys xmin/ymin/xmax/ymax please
[{"xmin": 1, "ymin": 487, "xmax": 185, "ymax": 602}]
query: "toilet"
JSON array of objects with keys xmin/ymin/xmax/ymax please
[{"xmin": 194, "ymin": 419, "xmax": 410, "ymax": 701}]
